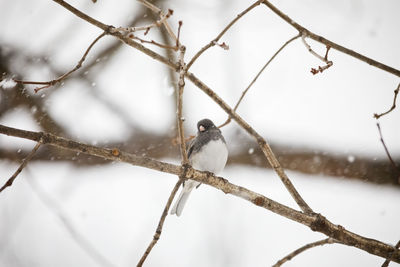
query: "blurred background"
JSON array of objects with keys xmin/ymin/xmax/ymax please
[{"xmin": 0, "ymin": 0, "xmax": 399, "ymax": 266}]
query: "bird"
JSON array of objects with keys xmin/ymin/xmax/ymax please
[{"xmin": 170, "ymin": 118, "xmax": 228, "ymax": 216}]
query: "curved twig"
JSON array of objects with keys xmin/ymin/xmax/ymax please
[
  {"xmin": 14, "ymin": 31, "xmax": 107, "ymax": 93},
  {"xmin": 186, "ymin": 0, "xmax": 263, "ymax": 70},
  {"xmin": 219, "ymin": 33, "xmax": 301, "ymax": 128},
  {"xmin": 374, "ymin": 83, "xmax": 399, "ymax": 119},
  {"xmin": 273, "ymin": 238, "xmax": 337, "ymax": 267}
]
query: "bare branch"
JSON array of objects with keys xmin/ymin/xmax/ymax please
[
  {"xmin": 137, "ymin": 0, "xmax": 179, "ymax": 47},
  {"xmin": 53, "ymin": 0, "xmax": 110, "ymax": 29},
  {"xmin": 261, "ymin": 0, "xmax": 400, "ymax": 77},
  {"xmin": 114, "ymin": 8, "xmax": 173, "ymax": 35},
  {"xmin": 177, "ymin": 44, "xmax": 189, "ymax": 164},
  {"xmin": 376, "ymin": 122, "xmax": 399, "ymax": 171},
  {"xmin": 130, "ymin": 34, "xmax": 178, "ymax": 51},
  {"xmin": 0, "ymin": 141, "xmax": 42, "ymax": 193},
  {"xmin": 186, "ymin": 0, "xmax": 263, "ymax": 70},
  {"xmin": 301, "ymin": 34, "xmax": 333, "ymax": 75},
  {"xmin": 219, "ymin": 33, "xmax": 301, "ymax": 128},
  {"xmin": 13, "ymin": 31, "xmax": 107, "ymax": 92},
  {"xmin": 382, "ymin": 240, "xmax": 400, "ymax": 267},
  {"xmin": 374, "ymin": 83, "xmax": 400, "ymax": 119},
  {"xmin": 137, "ymin": 179, "xmax": 183, "ymax": 266},
  {"xmin": 1, "ymin": 124, "xmax": 399, "ymax": 263},
  {"xmin": 273, "ymin": 238, "xmax": 337, "ymax": 267}
]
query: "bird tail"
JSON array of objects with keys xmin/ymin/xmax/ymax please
[{"xmin": 170, "ymin": 180, "xmax": 199, "ymax": 216}]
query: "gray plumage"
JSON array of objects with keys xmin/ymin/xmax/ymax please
[
  {"xmin": 187, "ymin": 119, "xmax": 226, "ymax": 158},
  {"xmin": 170, "ymin": 119, "xmax": 228, "ymax": 216}
]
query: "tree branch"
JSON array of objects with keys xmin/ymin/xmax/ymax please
[
  {"xmin": 382, "ymin": 240, "xmax": 400, "ymax": 267},
  {"xmin": 137, "ymin": 179, "xmax": 183, "ymax": 266},
  {"xmin": 376, "ymin": 122, "xmax": 399, "ymax": 174},
  {"xmin": 261, "ymin": 0, "xmax": 400, "ymax": 77},
  {"xmin": 1, "ymin": 124, "xmax": 399, "ymax": 263},
  {"xmin": 0, "ymin": 140, "xmax": 42, "ymax": 193},
  {"xmin": 301, "ymin": 34, "xmax": 333, "ymax": 75},
  {"xmin": 136, "ymin": 0, "xmax": 180, "ymax": 47},
  {"xmin": 13, "ymin": 31, "xmax": 106, "ymax": 92},
  {"xmin": 219, "ymin": 33, "xmax": 301, "ymax": 128},
  {"xmin": 176, "ymin": 43, "xmax": 188, "ymax": 164},
  {"xmin": 273, "ymin": 238, "xmax": 337, "ymax": 267},
  {"xmin": 374, "ymin": 83, "xmax": 400, "ymax": 119},
  {"xmin": 186, "ymin": 0, "xmax": 262, "ymax": 70}
]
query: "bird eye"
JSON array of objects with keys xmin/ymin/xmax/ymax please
[{"xmin": 199, "ymin": 125, "xmax": 205, "ymax": 132}]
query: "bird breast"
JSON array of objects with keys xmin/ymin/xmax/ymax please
[{"xmin": 189, "ymin": 139, "xmax": 228, "ymax": 174}]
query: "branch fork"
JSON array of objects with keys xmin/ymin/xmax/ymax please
[{"xmin": 301, "ymin": 33, "xmax": 333, "ymax": 75}]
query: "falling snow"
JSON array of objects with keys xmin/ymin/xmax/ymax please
[{"xmin": 347, "ymin": 155, "xmax": 355, "ymax": 163}]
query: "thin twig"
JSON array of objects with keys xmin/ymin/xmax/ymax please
[
  {"xmin": 186, "ymin": 0, "xmax": 263, "ymax": 70},
  {"xmin": 1, "ymin": 124, "xmax": 400, "ymax": 263},
  {"xmin": 382, "ymin": 240, "xmax": 400, "ymax": 267},
  {"xmin": 13, "ymin": 31, "xmax": 106, "ymax": 93},
  {"xmin": 219, "ymin": 33, "xmax": 301, "ymax": 128},
  {"xmin": 376, "ymin": 122, "xmax": 399, "ymax": 170},
  {"xmin": 273, "ymin": 238, "xmax": 337, "ymax": 267},
  {"xmin": 137, "ymin": 179, "xmax": 184, "ymax": 266},
  {"xmin": 130, "ymin": 35, "xmax": 178, "ymax": 51},
  {"xmin": 177, "ymin": 44, "xmax": 188, "ymax": 164},
  {"xmin": 374, "ymin": 83, "xmax": 400, "ymax": 119},
  {"xmin": 137, "ymin": 0, "xmax": 179, "ymax": 47},
  {"xmin": 261, "ymin": 0, "xmax": 400, "ymax": 77},
  {"xmin": 176, "ymin": 21, "xmax": 183, "ymax": 48},
  {"xmin": 114, "ymin": 8, "xmax": 173, "ymax": 36},
  {"xmin": 0, "ymin": 141, "xmax": 42, "ymax": 193},
  {"xmin": 301, "ymin": 34, "xmax": 333, "ymax": 75},
  {"xmin": 26, "ymin": 172, "xmax": 115, "ymax": 267}
]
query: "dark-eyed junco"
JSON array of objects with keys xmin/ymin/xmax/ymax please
[{"xmin": 171, "ymin": 118, "xmax": 228, "ymax": 216}]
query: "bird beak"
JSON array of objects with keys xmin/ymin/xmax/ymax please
[{"xmin": 199, "ymin": 125, "xmax": 205, "ymax": 132}]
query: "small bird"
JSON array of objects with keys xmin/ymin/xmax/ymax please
[{"xmin": 170, "ymin": 119, "xmax": 228, "ymax": 216}]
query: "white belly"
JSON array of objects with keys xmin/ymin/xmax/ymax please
[{"xmin": 189, "ymin": 139, "xmax": 228, "ymax": 174}]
